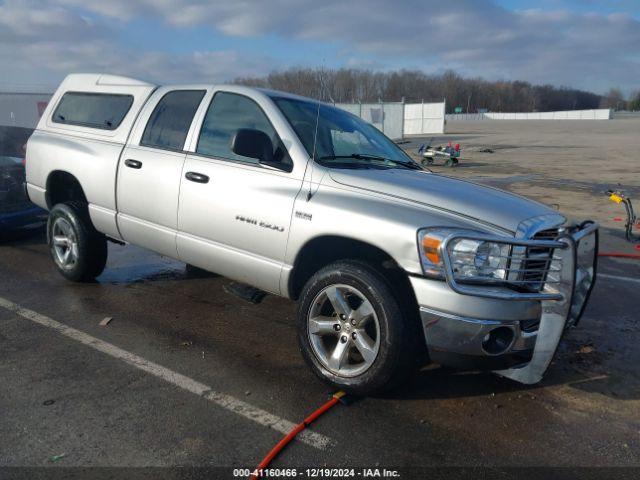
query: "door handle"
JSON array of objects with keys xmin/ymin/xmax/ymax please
[
  {"xmin": 185, "ymin": 171, "xmax": 209, "ymax": 184},
  {"xmin": 124, "ymin": 159, "xmax": 143, "ymax": 169}
]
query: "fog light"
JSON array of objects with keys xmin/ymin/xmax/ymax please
[{"xmin": 482, "ymin": 327, "xmax": 515, "ymax": 355}]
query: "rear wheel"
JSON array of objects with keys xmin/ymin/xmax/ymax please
[
  {"xmin": 297, "ymin": 260, "xmax": 415, "ymax": 395},
  {"xmin": 47, "ymin": 202, "xmax": 107, "ymax": 282}
]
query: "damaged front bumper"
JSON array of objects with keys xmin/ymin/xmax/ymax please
[
  {"xmin": 496, "ymin": 221, "xmax": 598, "ymax": 383},
  {"xmin": 415, "ymin": 221, "xmax": 598, "ymax": 384}
]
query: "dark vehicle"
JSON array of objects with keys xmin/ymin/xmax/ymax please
[{"xmin": 1, "ymin": 124, "xmax": 47, "ymax": 235}]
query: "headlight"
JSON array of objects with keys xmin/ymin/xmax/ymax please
[{"xmin": 418, "ymin": 228, "xmax": 510, "ymax": 281}]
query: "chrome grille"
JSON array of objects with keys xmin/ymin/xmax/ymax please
[{"xmin": 519, "ymin": 228, "xmax": 560, "ymax": 291}]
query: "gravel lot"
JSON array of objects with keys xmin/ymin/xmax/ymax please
[{"xmin": 1, "ymin": 119, "xmax": 639, "ymax": 478}]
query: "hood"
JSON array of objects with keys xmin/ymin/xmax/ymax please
[{"xmin": 328, "ymin": 168, "xmax": 559, "ymax": 233}]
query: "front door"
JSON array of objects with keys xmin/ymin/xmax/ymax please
[
  {"xmin": 116, "ymin": 89, "xmax": 206, "ymax": 258},
  {"xmin": 177, "ymin": 91, "xmax": 302, "ymax": 294}
]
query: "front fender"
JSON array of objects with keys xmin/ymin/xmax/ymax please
[{"xmin": 282, "ymin": 177, "xmax": 507, "ymax": 294}]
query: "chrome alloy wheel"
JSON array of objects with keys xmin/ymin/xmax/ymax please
[
  {"xmin": 307, "ymin": 284, "xmax": 381, "ymax": 377},
  {"xmin": 51, "ymin": 217, "xmax": 79, "ymax": 270}
]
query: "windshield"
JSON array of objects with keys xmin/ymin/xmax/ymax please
[{"xmin": 273, "ymin": 97, "xmax": 416, "ymax": 169}]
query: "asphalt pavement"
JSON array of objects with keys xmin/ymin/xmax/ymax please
[{"xmin": 1, "ymin": 226, "xmax": 639, "ymax": 480}]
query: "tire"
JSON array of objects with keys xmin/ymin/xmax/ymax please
[
  {"xmin": 47, "ymin": 202, "xmax": 107, "ymax": 282},
  {"xmin": 297, "ymin": 260, "xmax": 418, "ymax": 395}
]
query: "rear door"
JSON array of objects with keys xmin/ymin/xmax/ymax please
[
  {"xmin": 177, "ymin": 90, "xmax": 302, "ymax": 294},
  {"xmin": 116, "ymin": 88, "xmax": 206, "ymax": 258}
]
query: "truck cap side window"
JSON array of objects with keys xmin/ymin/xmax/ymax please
[
  {"xmin": 140, "ymin": 90, "xmax": 206, "ymax": 152},
  {"xmin": 196, "ymin": 91, "xmax": 292, "ymax": 171},
  {"xmin": 52, "ymin": 92, "xmax": 133, "ymax": 131}
]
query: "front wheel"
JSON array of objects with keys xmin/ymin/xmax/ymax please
[
  {"xmin": 47, "ymin": 202, "xmax": 107, "ymax": 282},
  {"xmin": 297, "ymin": 260, "xmax": 415, "ymax": 395}
]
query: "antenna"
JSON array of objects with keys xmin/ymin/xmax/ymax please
[
  {"xmin": 307, "ymin": 65, "xmax": 327, "ymax": 202},
  {"xmin": 307, "ymin": 100, "xmax": 321, "ymax": 201}
]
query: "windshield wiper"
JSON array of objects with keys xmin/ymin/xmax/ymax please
[
  {"xmin": 318, "ymin": 154, "xmax": 384, "ymax": 161},
  {"xmin": 318, "ymin": 154, "xmax": 423, "ymax": 170},
  {"xmin": 391, "ymin": 160, "xmax": 423, "ymax": 170}
]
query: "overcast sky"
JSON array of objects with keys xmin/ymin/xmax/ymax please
[{"xmin": 0, "ymin": 0, "xmax": 638, "ymax": 95}]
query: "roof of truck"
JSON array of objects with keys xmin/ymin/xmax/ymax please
[
  {"xmin": 66, "ymin": 73, "xmax": 156, "ymax": 87},
  {"xmin": 61, "ymin": 73, "xmax": 326, "ymax": 105}
]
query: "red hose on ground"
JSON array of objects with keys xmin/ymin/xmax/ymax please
[
  {"xmin": 598, "ymin": 252, "xmax": 640, "ymax": 259},
  {"xmin": 249, "ymin": 391, "xmax": 346, "ymax": 478}
]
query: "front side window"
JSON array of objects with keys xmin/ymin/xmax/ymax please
[
  {"xmin": 141, "ymin": 90, "xmax": 205, "ymax": 151},
  {"xmin": 273, "ymin": 97, "xmax": 416, "ymax": 169},
  {"xmin": 196, "ymin": 92, "xmax": 291, "ymax": 170},
  {"xmin": 52, "ymin": 92, "xmax": 133, "ymax": 130}
]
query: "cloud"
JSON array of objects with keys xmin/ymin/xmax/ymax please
[
  {"xmin": 60, "ymin": 0, "xmax": 640, "ymax": 91},
  {"xmin": 0, "ymin": 0, "xmax": 280, "ymax": 87},
  {"xmin": 0, "ymin": 39, "xmax": 277, "ymax": 87},
  {"xmin": 1, "ymin": 0, "xmax": 638, "ymax": 93},
  {"xmin": 0, "ymin": 0, "xmax": 101, "ymax": 43}
]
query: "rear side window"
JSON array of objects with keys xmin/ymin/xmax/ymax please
[
  {"xmin": 52, "ymin": 92, "xmax": 133, "ymax": 130},
  {"xmin": 141, "ymin": 90, "xmax": 205, "ymax": 151}
]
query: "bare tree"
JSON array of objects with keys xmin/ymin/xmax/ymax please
[
  {"xmin": 234, "ymin": 68, "xmax": 603, "ymax": 113},
  {"xmin": 629, "ymin": 91, "xmax": 640, "ymax": 112},
  {"xmin": 599, "ymin": 88, "xmax": 625, "ymax": 110}
]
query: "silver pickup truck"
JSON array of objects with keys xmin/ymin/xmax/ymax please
[{"xmin": 25, "ymin": 74, "xmax": 598, "ymax": 394}]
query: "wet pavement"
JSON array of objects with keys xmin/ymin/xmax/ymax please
[
  {"xmin": 1, "ymin": 234, "xmax": 639, "ymax": 474},
  {"xmin": 1, "ymin": 120, "xmax": 640, "ymax": 476}
]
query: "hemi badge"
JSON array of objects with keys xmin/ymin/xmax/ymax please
[{"xmin": 295, "ymin": 211, "xmax": 312, "ymax": 221}]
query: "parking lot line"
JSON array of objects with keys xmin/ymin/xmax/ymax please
[
  {"xmin": 0, "ymin": 296, "xmax": 333, "ymax": 450},
  {"xmin": 598, "ymin": 273, "xmax": 640, "ymax": 285}
]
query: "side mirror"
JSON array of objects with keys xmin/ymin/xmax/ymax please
[{"xmin": 230, "ymin": 128, "xmax": 274, "ymax": 164}]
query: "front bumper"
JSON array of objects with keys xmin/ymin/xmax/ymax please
[
  {"xmin": 419, "ymin": 306, "xmax": 537, "ymax": 370},
  {"xmin": 414, "ymin": 221, "xmax": 598, "ymax": 383}
]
